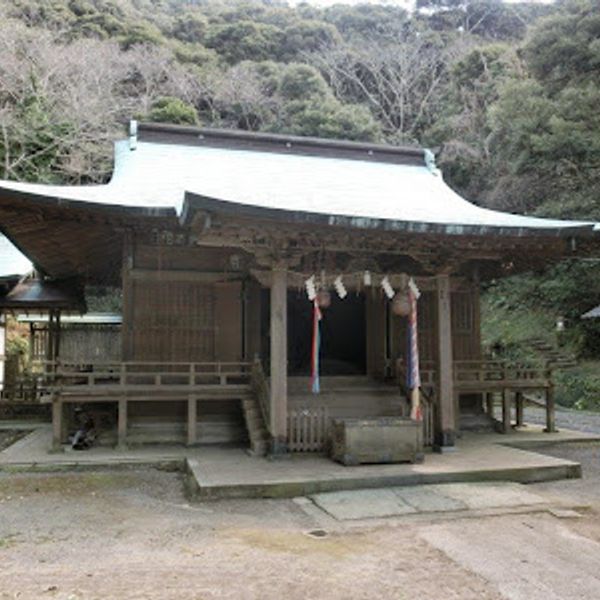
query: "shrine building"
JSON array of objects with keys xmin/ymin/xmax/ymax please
[{"xmin": 0, "ymin": 123, "xmax": 597, "ymax": 455}]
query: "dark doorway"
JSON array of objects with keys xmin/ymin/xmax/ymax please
[{"xmin": 287, "ymin": 290, "xmax": 366, "ymax": 375}]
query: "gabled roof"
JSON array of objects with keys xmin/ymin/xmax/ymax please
[
  {"xmin": 0, "ymin": 234, "xmax": 32, "ymax": 278},
  {"xmin": 0, "ymin": 123, "xmax": 596, "ymax": 239},
  {"xmin": 0, "ymin": 278, "xmax": 85, "ymax": 311}
]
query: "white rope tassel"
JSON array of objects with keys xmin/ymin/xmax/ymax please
[
  {"xmin": 408, "ymin": 277, "xmax": 421, "ymax": 300},
  {"xmin": 381, "ymin": 275, "xmax": 395, "ymax": 300},
  {"xmin": 334, "ymin": 275, "xmax": 347, "ymax": 299},
  {"xmin": 305, "ymin": 275, "xmax": 316, "ymax": 301}
]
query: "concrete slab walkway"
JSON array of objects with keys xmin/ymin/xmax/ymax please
[
  {"xmin": 1, "ymin": 423, "xmax": 597, "ymax": 499},
  {"xmin": 309, "ymin": 482, "xmax": 550, "ymax": 520}
]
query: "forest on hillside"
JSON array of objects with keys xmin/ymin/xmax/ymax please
[{"xmin": 1, "ymin": 0, "xmax": 600, "ymax": 406}]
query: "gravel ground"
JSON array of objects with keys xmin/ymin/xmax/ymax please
[
  {"xmin": 1, "ymin": 428, "xmax": 599, "ymax": 599},
  {"xmin": 0, "ymin": 468, "xmax": 501, "ymax": 600},
  {"xmin": 524, "ymin": 405, "xmax": 600, "ymax": 435},
  {"xmin": 0, "ymin": 430, "xmax": 29, "ymax": 451}
]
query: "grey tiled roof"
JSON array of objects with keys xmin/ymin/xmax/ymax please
[{"xmin": 0, "ymin": 125, "xmax": 597, "ymax": 236}]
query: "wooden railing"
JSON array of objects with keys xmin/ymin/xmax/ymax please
[
  {"xmin": 44, "ymin": 360, "xmax": 252, "ymax": 397},
  {"xmin": 453, "ymin": 360, "xmax": 551, "ymax": 390}
]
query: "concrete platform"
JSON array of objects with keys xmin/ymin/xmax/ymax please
[
  {"xmin": 0, "ymin": 423, "xmax": 597, "ymax": 499},
  {"xmin": 309, "ymin": 482, "xmax": 551, "ymax": 520}
]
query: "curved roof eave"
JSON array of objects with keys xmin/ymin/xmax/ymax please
[
  {"xmin": 0, "ymin": 183, "xmax": 175, "ymax": 219},
  {"xmin": 181, "ymin": 192, "xmax": 597, "ymax": 239},
  {"xmin": 0, "ymin": 132, "xmax": 597, "ymax": 240}
]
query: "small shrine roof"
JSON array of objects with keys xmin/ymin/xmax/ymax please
[{"xmin": 0, "ymin": 123, "xmax": 597, "ymax": 237}]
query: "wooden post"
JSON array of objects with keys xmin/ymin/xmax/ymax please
[
  {"xmin": 187, "ymin": 395, "xmax": 197, "ymax": 446},
  {"xmin": 545, "ymin": 384, "xmax": 556, "ymax": 433},
  {"xmin": 515, "ymin": 391, "xmax": 524, "ymax": 427},
  {"xmin": 0, "ymin": 312, "xmax": 5, "ymax": 395},
  {"xmin": 51, "ymin": 398, "xmax": 63, "ymax": 452},
  {"xmin": 501, "ymin": 389, "xmax": 511, "ymax": 433},
  {"xmin": 118, "ymin": 397, "xmax": 128, "ymax": 449},
  {"xmin": 435, "ymin": 274, "xmax": 455, "ymax": 450},
  {"xmin": 269, "ymin": 266, "xmax": 288, "ymax": 455},
  {"xmin": 121, "ymin": 230, "xmax": 134, "ymax": 360},
  {"xmin": 485, "ymin": 392, "xmax": 494, "ymax": 419}
]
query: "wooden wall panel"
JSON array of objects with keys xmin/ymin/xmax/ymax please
[
  {"xmin": 215, "ymin": 281, "xmax": 242, "ymax": 362},
  {"xmin": 128, "ymin": 279, "xmax": 216, "ymax": 362},
  {"xmin": 388, "ymin": 285, "xmax": 482, "ymax": 368},
  {"xmin": 135, "ymin": 244, "xmax": 249, "ymax": 272},
  {"xmin": 451, "ymin": 288, "xmax": 481, "ymax": 360},
  {"xmin": 245, "ymin": 280, "xmax": 262, "ymax": 361},
  {"xmin": 57, "ymin": 328, "xmax": 121, "ymax": 362}
]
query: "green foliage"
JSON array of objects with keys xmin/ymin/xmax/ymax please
[
  {"xmin": 144, "ymin": 97, "xmax": 200, "ymax": 126},
  {"xmin": 277, "ymin": 99, "xmax": 381, "ymax": 142},
  {"xmin": 205, "ymin": 21, "xmax": 282, "ymax": 63},
  {"xmin": 171, "ymin": 12, "xmax": 208, "ymax": 44},
  {"xmin": 85, "ymin": 286, "xmax": 122, "ymax": 312},
  {"xmin": 277, "ymin": 64, "xmax": 331, "ymax": 102},
  {"xmin": 279, "ymin": 20, "xmax": 341, "ymax": 61},
  {"xmin": 6, "ymin": 333, "xmax": 28, "ymax": 359},
  {"xmin": 119, "ymin": 22, "xmax": 164, "ymax": 49},
  {"xmin": 554, "ymin": 363, "xmax": 600, "ymax": 410},
  {"xmin": 523, "ymin": 0, "xmax": 600, "ymax": 90}
]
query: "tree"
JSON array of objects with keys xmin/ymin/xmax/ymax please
[
  {"xmin": 522, "ymin": 0, "xmax": 600, "ymax": 91},
  {"xmin": 205, "ymin": 21, "xmax": 283, "ymax": 64},
  {"xmin": 144, "ymin": 96, "xmax": 199, "ymax": 125},
  {"xmin": 309, "ymin": 28, "xmax": 467, "ymax": 143}
]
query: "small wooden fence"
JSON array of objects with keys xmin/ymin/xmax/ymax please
[{"xmin": 287, "ymin": 407, "xmax": 330, "ymax": 453}]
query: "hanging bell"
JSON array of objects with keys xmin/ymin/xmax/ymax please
[
  {"xmin": 316, "ymin": 289, "xmax": 331, "ymax": 309},
  {"xmin": 392, "ymin": 291, "xmax": 411, "ymax": 316}
]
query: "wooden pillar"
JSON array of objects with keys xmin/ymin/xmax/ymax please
[
  {"xmin": 121, "ymin": 230, "xmax": 134, "ymax": 360},
  {"xmin": 51, "ymin": 399, "xmax": 63, "ymax": 452},
  {"xmin": 0, "ymin": 312, "xmax": 5, "ymax": 394},
  {"xmin": 485, "ymin": 392, "xmax": 494, "ymax": 419},
  {"xmin": 545, "ymin": 384, "xmax": 556, "ymax": 433},
  {"xmin": 54, "ymin": 310, "xmax": 61, "ymax": 362},
  {"xmin": 269, "ymin": 266, "xmax": 288, "ymax": 454},
  {"xmin": 118, "ymin": 397, "xmax": 128, "ymax": 449},
  {"xmin": 501, "ymin": 389, "xmax": 511, "ymax": 433},
  {"xmin": 515, "ymin": 391, "xmax": 524, "ymax": 427},
  {"xmin": 187, "ymin": 395, "xmax": 197, "ymax": 446},
  {"xmin": 435, "ymin": 274, "xmax": 455, "ymax": 449}
]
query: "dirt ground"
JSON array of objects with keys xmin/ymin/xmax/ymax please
[
  {"xmin": 1, "ymin": 443, "xmax": 599, "ymax": 600},
  {"xmin": 0, "ymin": 430, "xmax": 29, "ymax": 452}
]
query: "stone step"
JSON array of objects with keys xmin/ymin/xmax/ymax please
[
  {"xmin": 248, "ymin": 439, "xmax": 269, "ymax": 456},
  {"xmin": 287, "ymin": 376, "xmax": 375, "ymax": 392}
]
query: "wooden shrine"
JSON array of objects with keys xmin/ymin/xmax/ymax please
[{"xmin": 0, "ymin": 123, "xmax": 597, "ymax": 454}]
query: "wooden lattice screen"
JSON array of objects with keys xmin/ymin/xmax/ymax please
[{"xmin": 129, "ymin": 280, "xmax": 216, "ymax": 362}]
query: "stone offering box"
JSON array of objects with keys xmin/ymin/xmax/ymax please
[{"xmin": 331, "ymin": 417, "xmax": 424, "ymax": 466}]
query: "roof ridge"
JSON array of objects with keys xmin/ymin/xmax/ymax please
[{"xmin": 135, "ymin": 122, "xmax": 425, "ymax": 166}]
